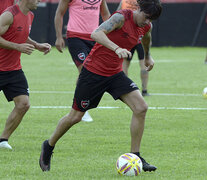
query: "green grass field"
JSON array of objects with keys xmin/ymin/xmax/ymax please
[{"xmin": 0, "ymin": 47, "xmax": 207, "ymax": 180}]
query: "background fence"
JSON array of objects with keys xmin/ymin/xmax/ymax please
[{"xmin": 30, "ymin": 0, "xmax": 207, "ymax": 47}]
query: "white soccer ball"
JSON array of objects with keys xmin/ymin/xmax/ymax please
[
  {"xmin": 203, "ymin": 87, "xmax": 207, "ymax": 98},
  {"xmin": 116, "ymin": 153, "xmax": 143, "ymax": 176}
]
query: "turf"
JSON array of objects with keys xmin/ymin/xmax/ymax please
[{"xmin": 0, "ymin": 47, "xmax": 207, "ymax": 179}]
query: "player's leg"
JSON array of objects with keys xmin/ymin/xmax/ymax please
[
  {"xmin": 137, "ymin": 43, "xmax": 149, "ymax": 96},
  {"xmin": 0, "ymin": 70, "xmax": 30, "ymax": 149},
  {"xmin": 120, "ymin": 90, "xmax": 147, "ymax": 153},
  {"xmin": 67, "ymin": 37, "xmax": 95, "ymax": 121},
  {"xmin": 1, "ymin": 95, "xmax": 30, "ymax": 140},
  {"xmin": 121, "ymin": 90, "xmax": 156, "ymax": 172},
  {"xmin": 49, "ymin": 109, "xmax": 84, "ymax": 146},
  {"xmin": 108, "ymin": 73, "xmax": 156, "ymax": 172},
  {"xmin": 39, "ymin": 109, "xmax": 84, "ymax": 171},
  {"xmin": 39, "ymin": 67, "xmax": 106, "ymax": 171},
  {"xmin": 123, "ymin": 46, "xmax": 136, "ymax": 76}
]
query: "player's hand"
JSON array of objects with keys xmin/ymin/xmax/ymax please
[
  {"xmin": 115, "ymin": 47, "xmax": 132, "ymax": 59},
  {"xmin": 55, "ymin": 37, "xmax": 65, "ymax": 53},
  {"xmin": 35, "ymin": 43, "xmax": 51, "ymax": 55},
  {"xmin": 18, "ymin": 43, "xmax": 35, "ymax": 55},
  {"xmin": 145, "ymin": 55, "xmax": 154, "ymax": 71}
]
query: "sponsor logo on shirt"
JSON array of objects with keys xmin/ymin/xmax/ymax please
[
  {"xmin": 78, "ymin": 53, "xmax": 86, "ymax": 61},
  {"xmin": 17, "ymin": 26, "xmax": 23, "ymax": 31},
  {"xmin": 81, "ymin": 100, "xmax": 90, "ymax": 109}
]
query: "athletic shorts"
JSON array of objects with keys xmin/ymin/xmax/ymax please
[
  {"xmin": 127, "ymin": 43, "xmax": 144, "ymax": 61},
  {"xmin": 67, "ymin": 37, "xmax": 95, "ymax": 67},
  {"xmin": 0, "ymin": 69, "xmax": 29, "ymax": 102},
  {"xmin": 72, "ymin": 67, "xmax": 139, "ymax": 112}
]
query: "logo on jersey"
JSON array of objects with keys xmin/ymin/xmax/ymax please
[
  {"xmin": 78, "ymin": 53, "xmax": 86, "ymax": 61},
  {"xmin": 121, "ymin": 32, "xmax": 129, "ymax": 38},
  {"xmin": 81, "ymin": 100, "xmax": 90, "ymax": 109},
  {"xmin": 17, "ymin": 26, "xmax": 23, "ymax": 31},
  {"xmin": 138, "ymin": 35, "xmax": 144, "ymax": 43},
  {"xmin": 130, "ymin": 82, "xmax": 138, "ymax": 89},
  {"xmin": 82, "ymin": 0, "xmax": 100, "ymax": 5}
]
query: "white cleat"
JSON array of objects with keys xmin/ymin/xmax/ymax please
[
  {"xmin": 81, "ymin": 111, "xmax": 93, "ymax": 122},
  {"xmin": 0, "ymin": 141, "xmax": 12, "ymax": 150}
]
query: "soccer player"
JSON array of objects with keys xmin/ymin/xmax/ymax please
[
  {"xmin": 117, "ymin": 0, "xmax": 151, "ymax": 96},
  {"xmin": 54, "ymin": 0, "xmax": 111, "ymax": 122},
  {"xmin": 0, "ymin": 0, "xmax": 51, "ymax": 149},
  {"xmin": 39, "ymin": 0, "xmax": 162, "ymax": 172}
]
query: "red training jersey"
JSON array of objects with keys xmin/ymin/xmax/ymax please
[
  {"xmin": 0, "ymin": 5, "xmax": 34, "ymax": 71},
  {"xmin": 83, "ymin": 9, "xmax": 151, "ymax": 76},
  {"xmin": 0, "ymin": 0, "xmax": 14, "ymax": 14}
]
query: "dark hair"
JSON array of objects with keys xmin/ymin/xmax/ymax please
[{"xmin": 137, "ymin": 0, "xmax": 162, "ymax": 20}]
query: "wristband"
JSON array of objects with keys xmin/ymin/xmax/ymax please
[{"xmin": 114, "ymin": 47, "xmax": 120, "ymax": 52}]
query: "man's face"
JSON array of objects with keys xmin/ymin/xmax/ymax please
[
  {"xmin": 27, "ymin": 0, "xmax": 41, "ymax": 10},
  {"xmin": 135, "ymin": 9, "xmax": 152, "ymax": 27}
]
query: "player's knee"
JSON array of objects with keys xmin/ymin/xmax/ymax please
[
  {"xmin": 16, "ymin": 101, "xmax": 30, "ymax": 114},
  {"xmin": 66, "ymin": 114, "xmax": 82, "ymax": 125},
  {"xmin": 133, "ymin": 103, "xmax": 148, "ymax": 115}
]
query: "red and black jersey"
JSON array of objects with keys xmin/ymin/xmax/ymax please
[
  {"xmin": 0, "ymin": 5, "xmax": 34, "ymax": 71},
  {"xmin": 83, "ymin": 9, "xmax": 151, "ymax": 76}
]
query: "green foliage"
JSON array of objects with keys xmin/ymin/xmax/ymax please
[{"xmin": 0, "ymin": 47, "xmax": 207, "ymax": 179}]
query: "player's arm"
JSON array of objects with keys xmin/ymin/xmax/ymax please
[
  {"xmin": 0, "ymin": 12, "xmax": 35, "ymax": 54},
  {"xmin": 0, "ymin": 12, "xmax": 16, "ymax": 49},
  {"xmin": 91, "ymin": 13, "xmax": 131, "ymax": 59},
  {"xmin": 100, "ymin": 0, "xmax": 111, "ymax": 21},
  {"xmin": 54, "ymin": 0, "xmax": 70, "ymax": 52},
  {"xmin": 141, "ymin": 27, "xmax": 154, "ymax": 71},
  {"xmin": 27, "ymin": 37, "xmax": 51, "ymax": 55}
]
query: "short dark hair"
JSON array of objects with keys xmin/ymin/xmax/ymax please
[{"xmin": 137, "ymin": 0, "xmax": 162, "ymax": 20}]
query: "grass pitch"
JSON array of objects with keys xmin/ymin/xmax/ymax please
[{"xmin": 0, "ymin": 47, "xmax": 207, "ymax": 179}]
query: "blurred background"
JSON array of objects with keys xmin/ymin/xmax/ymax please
[{"xmin": 30, "ymin": 0, "xmax": 207, "ymax": 47}]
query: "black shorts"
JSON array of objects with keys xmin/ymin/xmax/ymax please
[
  {"xmin": 127, "ymin": 43, "xmax": 144, "ymax": 61},
  {"xmin": 67, "ymin": 37, "xmax": 95, "ymax": 67},
  {"xmin": 0, "ymin": 69, "xmax": 29, "ymax": 102},
  {"xmin": 72, "ymin": 67, "xmax": 139, "ymax": 112}
]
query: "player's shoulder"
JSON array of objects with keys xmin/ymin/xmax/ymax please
[
  {"xmin": 4, "ymin": 4, "xmax": 19, "ymax": 16},
  {"xmin": 116, "ymin": 9, "xmax": 133, "ymax": 19}
]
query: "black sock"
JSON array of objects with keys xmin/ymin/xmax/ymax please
[
  {"xmin": 142, "ymin": 90, "xmax": 147, "ymax": 94},
  {"xmin": 45, "ymin": 140, "xmax": 54, "ymax": 151},
  {"xmin": 0, "ymin": 138, "xmax": 8, "ymax": 143},
  {"xmin": 131, "ymin": 152, "xmax": 140, "ymax": 157}
]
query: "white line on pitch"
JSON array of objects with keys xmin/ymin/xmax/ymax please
[
  {"xmin": 30, "ymin": 91, "xmax": 201, "ymax": 97},
  {"xmin": 150, "ymin": 93, "xmax": 201, "ymax": 97},
  {"xmin": 30, "ymin": 106, "xmax": 207, "ymax": 110}
]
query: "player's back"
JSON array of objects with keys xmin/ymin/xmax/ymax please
[{"xmin": 67, "ymin": 0, "xmax": 102, "ymax": 34}]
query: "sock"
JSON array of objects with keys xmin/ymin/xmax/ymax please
[
  {"xmin": 45, "ymin": 140, "xmax": 54, "ymax": 151},
  {"xmin": 0, "ymin": 138, "xmax": 8, "ymax": 143},
  {"xmin": 131, "ymin": 152, "xmax": 140, "ymax": 157},
  {"xmin": 142, "ymin": 90, "xmax": 147, "ymax": 94}
]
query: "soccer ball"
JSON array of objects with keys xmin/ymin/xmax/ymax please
[
  {"xmin": 116, "ymin": 153, "xmax": 143, "ymax": 176},
  {"xmin": 203, "ymin": 87, "xmax": 207, "ymax": 98}
]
